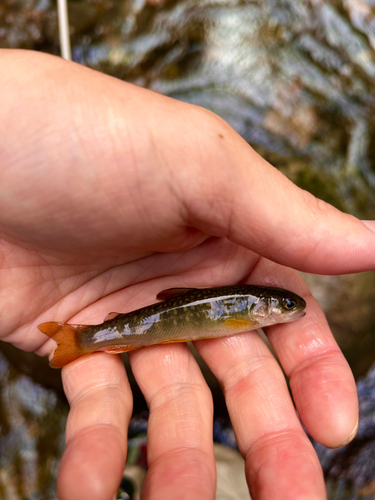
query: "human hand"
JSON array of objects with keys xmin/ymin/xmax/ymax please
[{"xmin": 1, "ymin": 50, "xmax": 374, "ymax": 500}]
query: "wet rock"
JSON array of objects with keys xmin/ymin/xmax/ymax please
[
  {"xmin": 0, "ymin": 0, "xmax": 109, "ymax": 53},
  {"xmin": 0, "ymin": 351, "xmax": 67, "ymax": 500},
  {"xmin": 344, "ymin": 0, "xmax": 375, "ymax": 51},
  {"xmin": 0, "ymin": 341, "xmax": 63, "ymax": 393},
  {"xmin": 0, "ymin": 0, "xmax": 57, "ymax": 50},
  {"xmin": 314, "ymin": 362, "xmax": 375, "ymax": 500},
  {"xmin": 303, "ymin": 272, "xmax": 375, "ymax": 380}
]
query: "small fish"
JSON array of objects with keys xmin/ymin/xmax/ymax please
[{"xmin": 39, "ymin": 285, "xmax": 306, "ymax": 368}]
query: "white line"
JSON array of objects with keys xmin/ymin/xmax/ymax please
[{"xmin": 57, "ymin": 0, "xmax": 72, "ymax": 60}]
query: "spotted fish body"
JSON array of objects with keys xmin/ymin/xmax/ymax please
[{"xmin": 39, "ymin": 285, "xmax": 306, "ymax": 368}]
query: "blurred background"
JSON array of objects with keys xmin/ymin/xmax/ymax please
[{"xmin": 1, "ymin": 1, "xmax": 375, "ymax": 498}]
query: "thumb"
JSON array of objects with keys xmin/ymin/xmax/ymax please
[{"xmin": 173, "ymin": 114, "xmax": 375, "ymax": 274}]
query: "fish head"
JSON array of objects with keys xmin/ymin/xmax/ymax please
[
  {"xmin": 268, "ymin": 289, "xmax": 306, "ymax": 324},
  {"xmin": 249, "ymin": 288, "xmax": 306, "ymax": 326}
]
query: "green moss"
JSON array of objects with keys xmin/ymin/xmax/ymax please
[
  {"xmin": 349, "ymin": 184, "xmax": 375, "ymax": 219},
  {"xmin": 293, "ymin": 167, "xmax": 348, "ymax": 212}
]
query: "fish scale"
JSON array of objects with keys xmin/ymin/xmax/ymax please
[{"xmin": 38, "ymin": 285, "xmax": 306, "ymax": 368}]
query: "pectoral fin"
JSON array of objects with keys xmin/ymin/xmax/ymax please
[
  {"xmin": 156, "ymin": 288, "xmax": 198, "ymax": 301},
  {"xmin": 223, "ymin": 318, "xmax": 257, "ymax": 331}
]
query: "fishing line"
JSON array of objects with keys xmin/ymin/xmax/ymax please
[{"xmin": 57, "ymin": 0, "xmax": 72, "ymax": 60}]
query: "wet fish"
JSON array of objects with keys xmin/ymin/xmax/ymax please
[{"xmin": 38, "ymin": 285, "xmax": 306, "ymax": 368}]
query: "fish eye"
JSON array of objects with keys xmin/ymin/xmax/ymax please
[{"xmin": 282, "ymin": 298, "xmax": 296, "ymax": 310}]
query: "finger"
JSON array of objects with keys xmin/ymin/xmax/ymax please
[
  {"xmin": 195, "ymin": 331, "xmax": 325, "ymax": 500},
  {"xmin": 181, "ymin": 137, "xmax": 375, "ymax": 274},
  {"xmin": 58, "ymin": 353, "xmax": 132, "ymax": 500},
  {"xmin": 249, "ymin": 259, "xmax": 358, "ymax": 447},
  {"xmin": 129, "ymin": 344, "xmax": 216, "ymax": 500}
]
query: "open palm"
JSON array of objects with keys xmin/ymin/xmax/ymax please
[{"xmin": 1, "ymin": 50, "xmax": 374, "ymax": 500}]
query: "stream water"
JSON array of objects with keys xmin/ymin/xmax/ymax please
[{"xmin": 1, "ymin": 1, "xmax": 375, "ymax": 498}]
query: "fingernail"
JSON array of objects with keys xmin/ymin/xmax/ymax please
[
  {"xmin": 340, "ymin": 419, "xmax": 359, "ymax": 447},
  {"xmin": 362, "ymin": 220, "xmax": 375, "ymax": 231}
]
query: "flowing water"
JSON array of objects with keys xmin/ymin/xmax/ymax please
[{"xmin": 1, "ymin": 1, "xmax": 375, "ymax": 498}]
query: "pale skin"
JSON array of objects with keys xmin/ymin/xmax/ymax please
[{"xmin": 1, "ymin": 50, "xmax": 375, "ymax": 500}]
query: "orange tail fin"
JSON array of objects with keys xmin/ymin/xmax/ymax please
[{"xmin": 38, "ymin": 322, "xmax": 89, "ymax": 369}]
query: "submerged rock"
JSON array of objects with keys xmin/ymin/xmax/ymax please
[
  {"xmin": 303, "ymin": 271, "xmax": 375, "ymax": 380},
  {"xmin": 0, "ymin": 351, "xmax": 67, "ymax": 500},
  {"xmin": 1, "ymin": 2, "xmax": 375, "ymax": 498},
  {"xmin": 314, "ymin": 362, "xmax": 375, "ymax": 500}
]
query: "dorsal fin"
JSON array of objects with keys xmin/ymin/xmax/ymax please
[
  {"xmin": 103, "ymin": 312, "xmax": 121, "ymax": 322},
  {"xmin": 156, "ymin": 288, "xmax": 197, "ymax": 301}
]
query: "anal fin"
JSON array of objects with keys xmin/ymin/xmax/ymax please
[
  {"xmin": 159, "ymin": 338, "xmax": 190, "ymax": 345},
  {"xmin": 104, "ymin": 345, "xmax": 138, "ymax": 354}
]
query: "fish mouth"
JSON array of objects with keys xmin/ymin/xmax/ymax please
[{"xmin": 284, "ymin": 310, "xmax": 306, "ymax": 322}]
